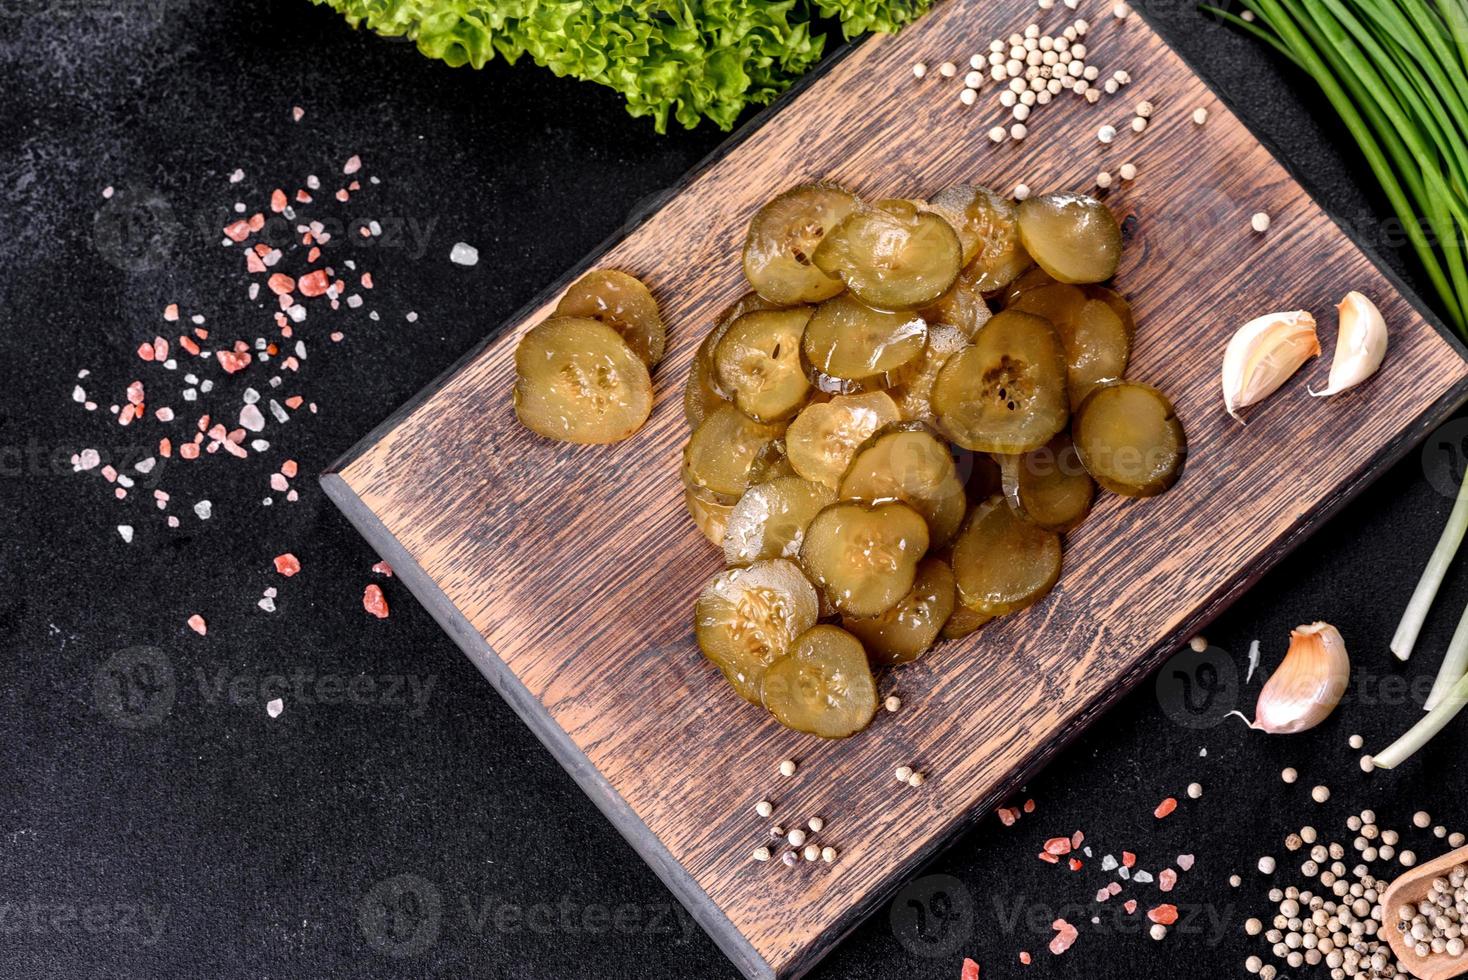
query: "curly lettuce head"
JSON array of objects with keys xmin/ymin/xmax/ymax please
[{"xmin": 313, "ymin": 0, "xmax": 929, "ymax": 131}]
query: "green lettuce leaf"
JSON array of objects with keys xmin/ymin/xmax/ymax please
[{"xmin": 311, "ymin": 0, "xmax": 931, "ymax": 131}]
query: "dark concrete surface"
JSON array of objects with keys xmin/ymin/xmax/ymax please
[{"xmin": 1, "ymin": 1, "xmax": 1466, "ymax": 977}]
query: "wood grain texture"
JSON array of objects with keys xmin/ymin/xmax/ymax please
[{"xmin": 323, "ymin": 3, "xmax": 1468, "ymax": 977}]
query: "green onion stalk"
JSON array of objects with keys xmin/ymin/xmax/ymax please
[
  {"xmin": 1208, "ymin": 0, "xmax": 1468, "ymax": 764},
  {"xmin": 1204, "ymin": 0, "xmax": 1468, "ymax": 336}
]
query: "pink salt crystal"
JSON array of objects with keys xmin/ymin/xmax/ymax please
[
  {"xmin": 270, "ymin": 473, "xmax": 289, "ymax": 492},
  {"xmin": 292, "ymin": 106, "xmax": 305, "ymax": 122},
  {"xmin": 137, "ymin": 343, "xmax": 155, "ymax": 361},
  {"xmin": 163, "ymin": 304, "xmax": 179, "ymax": 321},
  {"xmin": 1107, "ymin": 882, "xmax": 1122, "ymax": 896},
  {"xmin": 1096, "ymin": 888, "xmax": 1111, "ymax": 902},
  {"xmin": 1176, "ymin": 854, "xmax": 1195, "ymax": 871},
  {"xmin": 363, "ymin": 584, "xmax": 390, "ymax": 619},
  {"xmin": 223, "ymin": 219, "xmax": 251, "ymax": 242},
  {"xmin": 371, "ymin": 561, "xmax": 393, "ymax": 577},
  {"xmin": 1158, "ymin": 868, "xmax": 1177, "ymax": 893},
  {"xmin": 126, "ymin": 381, "xmax": 145, "ymax": 405},
  {"xmin": 101, "ymin": 465, "xmax": 117, "ymax": 482},
  {"xmin": 343, "ymin": 154, "xmax": 361, "ymax": 175},
  {"xmin": 187, "ymin": 614, "xmax": 207, "ymax": 636},
  {"xmin": 217, "ymin": 350, "xmax": 251, "ymax": 374},
  {"xmin": 155, "ymin": 407, "xmax": 174, "ymax": 422},
  {"xmin": 1048, "ymin": 919, "xmax": 1078, "ymax": 956}
]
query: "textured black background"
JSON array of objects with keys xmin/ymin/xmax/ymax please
[{"xmin": 2, "ymin": 1, "xmax": 1468, "ymax": 978}]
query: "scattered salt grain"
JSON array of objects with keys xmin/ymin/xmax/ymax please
[
  {"xmin": 194, "ymin": 500, "xmax": 212, "ymax": 520},
  {"xmin": 187, "ymin": 614, "xmax": 207, "ymax": 636},
  {"xmin": 239, "ymin": 403, "xmax": 266, "ymax": 432},
  {"xmin": 117, "ymin": 525, "xmax": 134, "ymax": 543},
  {"xmin": 266, "ymin": 697, "xmax": 284, "ymax": 718},
  {"xmin": 450, "ymin": 243, "xmax": 480, "ymax": 267}
]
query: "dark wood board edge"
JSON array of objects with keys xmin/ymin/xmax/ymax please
[
  {"xmin": 768, "ymin": 376, "xmax": 1468, "ymax": 979},
  {"xmin": 317, "ymin": 9, "xmax": 1468, "ymax": 978},
  {"xmin": 319, "ymin": 472, "xmax": 778, "ymax": 980},
  {"xmin": 322, "ymin": 371, "xmax": 1468, "ymax": 980}
]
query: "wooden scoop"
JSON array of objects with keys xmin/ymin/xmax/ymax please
[{"xmin": 1382, "ymin": 846, "xmax": 1468, "ymax": 980}]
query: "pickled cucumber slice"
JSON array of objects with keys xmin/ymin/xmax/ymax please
[
  {"xmin": 723, "ymin": 477, "xmax": 837, "ymax": 566},
  {"xmin": 941, "ymin": 602, "xmax": 994, "ymax": 640},
  {"xmin": 696, "ymin": 560, "xmax": 819, "ymax": 703},
  {"xmin": 839, "ymin": 422, "xmax": 967, "ymax": 547},
  {"xmin": 876, "ymin": 198, "xmax": 924, "ymax": 219},
  {"xmin": 714, "ymin": 307, "xmax": 814, "ymax": 423},
  {"xmin": 928, "ymin": 185, "xmax": 1033, "ymax": 291},
  {"xmin": 555, "ymin": 269, "xmax": 666, "ymax": 367},
  {"xmin": 931, "ymin": 310, "xmax": 1069, "ymax": 454},
  {"xmin": 684, "ymin": 292, "xmax": 781, "ymax": 428},
  {"xmin": 922, "ymin": 278, "xmax": 993, "ymax": 339},
  {"xmin": 684, "ymin": 479, "xmax": 735, "ymax": 546},
  {"xmin": 743, "ymin": 184, "xmax": 859, "ymax": 305},
  {"xmin": 800, "ymin": 500, "xmax": 930, "ymax": 617},
  {"xmin": 1007, "ymin": 281, "xmax": 1087, "ymax": 326},
  {"xmin": 684, "ymin": 405, "xmax": 787, "ymax": 502},
  {"xmin": 1009, "ymin": 284, "xmax": 1132, "ymax": 408},
  {"xmin": 1001, "ymin": 266, "xmax": 1060, "ymax": 307},
  {"xmin": 802, "ymin": 294, "xmax": 927, "ymax": 394},
  {"xmin": 1016, "ymin": 193, "xmax": 1122, "ymax": 285},
  {"xmin": 786, "ymin": 391, "xmax": 901, "ymax": 489},
  {"xmin": 1061, "ymin": 296, "xmax": 1132, "ymax": 408},
  {"xmin": 998, "ymin": 432, "xmax": 1095, "ymax": 532},
  {"xmin": 843, "ymin": 558, "xmax": 956, "ymax": 665},
  {"xmin": 761, "ymin": 625, "xmax": 878, "ymax": 738},
  {"xmin": 513, "ymin": 316, "xmax": 654, "ymax": 444},
  {"xmin": 890, "ymin": 325, "xmax": 971, "ymax": 425},
  {"xmin": 1072, "ymin": 381, "xmax": 1186, "ymax": 497},
  {"xmin": 952, "ymin": 496, "xmax": 1062, "ymax": 616},
  {"xmin": 813, "ymin": 208, "xmax": 962, "ymax": 310}
]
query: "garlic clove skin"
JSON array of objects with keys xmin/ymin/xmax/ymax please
[
  {"xmin": 1309, "ymin": 291, "xmax": 1388, "ymax": 398},
  {"xmin": 1221, "ymin": 310, "xmax": 1321, "ymax": 422},
  {"xmin": 1252, "ymin": 622, "xmax": 1350, "ymax": 734}
]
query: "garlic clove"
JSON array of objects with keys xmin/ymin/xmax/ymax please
[
  {"xmin": 1309, "ymin": 291, "xmax": 1388, "ymax": 398},
  {"xmin": 1250, "ymin": 622, "xmax": 1350, "ymax": 734},
  {"xmin": 1221, "ymin": 310, "xmax": 1320, "ymax": 422}
]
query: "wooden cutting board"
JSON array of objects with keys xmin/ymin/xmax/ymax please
[{"xmin": 323, "ymin": 2, "xmax": 1468, "ymax": 976}]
